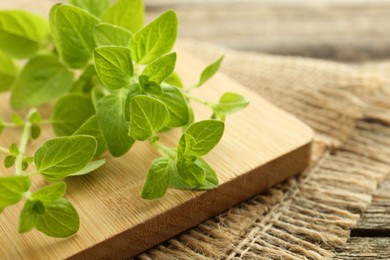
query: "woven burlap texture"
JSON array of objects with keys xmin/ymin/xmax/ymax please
[{"xmin": 138, "ymin": 41, "xmax": 390, "ymax": 259}]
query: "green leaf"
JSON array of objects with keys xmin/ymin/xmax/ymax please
[
  {"xmin": 52, "ymin": 94, "xmax": 95, "ymax": 136},
  {"xmin": 31, "ymin": 182, "xmax": 66, "ymax": 204},
  {"xmin": 11, "ymin": 113, "xmax": 24, "ymax": 126},
  {"xmin": 130, "ymin": 10, "xmax": 178, "ymax": 64},
  {"xmin": 0, "ymin": 176, "xmax": 31, "ymax": 208},
  {"xmin": 165, "ymin": 72, "xmax": 184, "ymax": 88},
  {"xmin": 176, "ymin": 159, "xmax": 205, "ymax": 186},
  {"xmin": 178, "ymin": 120, "xmax": 224, "ymax": 157},
  {"xmin": 129, "ymin": 95, "xmax": 170, "ymax": 140},
  {"xmin": 157, "ymin": 85, "xmax": 189, "ymax": 127},
  {"xmin": 142, "ymin": 53, "xmax": 176, "ymax": 84},
  {"xmin": 141, "ymin": 157, "xmax": 172, "ymax": 200},
  {"xmin": 4, "ymin": 155, "xmax": 15, "ymax": 168},
  {"xmin": 197, "ymin": 56, "xmax": 224, "ymax": 87},
  {"xmin": 94, "ymin": 46, "xmax": 133, "ymax": 90},
  {"xmin": 30, "ymin": 125, "xmax": 41, "ymax": 140},
  {"xmin": 139, "ymin": 75, "xmax": 163, "ymax": 95},
  {"xmin": 68, "ymin": 159, "xmax": 106, "ymax": 176},
  {"xmin": 9, "ymin": 144, "xmax": 19, "ymax": 156},
  {"xmin": 74, "ymin": 115, "xmax": 107, "ymax": 158},
  {"xmin": 96, "ymin": 90, "xmax": 135, "ymax": 157},
  {"xmin": 10, "ymin": 55, "xmax": 74, "ymax": 109},
  {"xmin": 215, "ymin": 92, "xmax": 249, "ymax": 115},
  {"xmin": 0, "ymin": 51, "xmax": 18, "ymax": 92},
  {"xmin": 69, "ymin": 0, "xmax": 110, "ymax": 17},
  {"xmin": 50, "ymin": 4, "xmax": 99, "ymax": 68},
  {"xmin": 70, "ymin": 65, "xmax": 96, "ymax": 93},
  {"xmin": 93, "ymin": 23, "xmax": 133, "ymax": 47},
  {"xmin": 170, "ymin": 158, "xmax": 218, "ymax": 190},
  {"xmin": 34, "ymin": 135, "xmax": 97, "ymax": 181},
  {"xmin": 0, "ymin": 10, "xmax": 49, "ymax": 58},
  {"xmin": 19, "ymin": 200, "xmax": 38, "ymax": 233},
  {"xmin": 28, "ymin": 111, "xmax": 42, "ymax": 125},
  {"xmin": 102, "ymin": 0, "xmax": 144, "ymax": 33},
  {"xmin": 35, "ymin": 198, "xmax": 80, "ymax": 238}
]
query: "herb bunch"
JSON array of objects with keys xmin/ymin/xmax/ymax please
[{"xmin": 0, "ymin": 0, "xmax": 249, "ymax": 238}]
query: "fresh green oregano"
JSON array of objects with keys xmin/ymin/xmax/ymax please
[{"xmin": 0, "ymin": 0, "xmax": 249, "ymax": 239}]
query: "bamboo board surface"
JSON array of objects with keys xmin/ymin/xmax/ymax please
[{"xmin": 0, "ymin": 48, "xmax": 313, "ymax": 258}]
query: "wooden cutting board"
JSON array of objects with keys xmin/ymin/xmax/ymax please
[{"xmin": 0, "ymin": 49, "xmax": 313, "ymax": 259}]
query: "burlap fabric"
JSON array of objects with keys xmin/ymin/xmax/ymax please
[{"xmin": 138, "ymin": 41, "xmax": 390, "ymax": 259}]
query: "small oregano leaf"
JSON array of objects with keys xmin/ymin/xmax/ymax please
[
  {"xmin": 4, "ymin": 155, "xmax": 16, "ymax": 168},
  {"xmin": 178, "ymin": 120, "xmax": 225, "ymax": 157},
  {"xmin": 0, "ymin": 51, "xmax": 18, "ymax": 92},
  {"xmin": 130, "ymin": 10, "xmax": 178, "ymax": 64},
  {"xmin": 68, "ymin": 159, "xmax": 106, "ymax": 176},
  {"xmin": 52, "ymin": 94, "xmax": 95, "ymax": 136},
  {"xmin": 170, "ymin": 157, "xmax": 218, "ymax": 190},
  {"xmin": 129, "ymin": 95, "xmax": 170, "ymax": 141},
  {"xmin": 35, "ymin": 198, "xmax": 80, "ymax": 238},
  {"xmin": 165, "ymin": 72, "xmax": 184, "ymax": 88},
  {"xmin": 74, "ymin": 115, "xmax": 107, "ymax": 158},
  {"xmin": 19, "ymin": 200, "xmax": 39, "ymax": 233},
  {"xmin": 102, "ymin": 0, "xmax": 144, "ymax": 33},
  {"xmin": 69, "ymin": 0, "xmax": 110, "ymax": 17},
  {"xmin": 141, "ymin": 157, "xmax": 172, "ymax": 200},
  {"xmin": 34, "ymin": 135, "xmax": 97, "ymax": 181},
  {"xmin": 0, "ymin": 10, "xmax": 49, "ymax": 58},
  {"xmin": 215, "ymin": 92, "xmax": 249, "ymax": 115},
  {"xmin": 142, "ymin": 53, "xmax": 176, "ymax": 84},
  {"xmin": 31, "ymin": 182, "xmax": 66, "ymax": 204},
  {"xmin": 50, "ymin": 4, "xmax": 99, "ymax": 68},
  {"xmin": 197, "ymin": 56, "xmax": 224, "ymax": 87},
  {"xmin": 96, "ymin": 89, "xmax": 135, "ymax": 157},
  {"xmin": 11, "ymin": 55, "xmax": 74, "ymax": 109},
  {"xmin": 176, "ymin": 159, "xmax": 205, "ymax": 186},
  {"xmin": 156, "ymin": 85, "xmax": 189, "ymax": 127},
  {"xmin": 93, "ymin": 23, "xmax": 133, "ymax": 47},
  {"xmin": 0, "ymin": 176, "xmax": 31, "ymax": 208},
  {"xmin": 94, "ymin": 46, "xmax": 134, "ymax": 90}
]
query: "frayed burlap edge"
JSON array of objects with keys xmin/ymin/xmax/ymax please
[{"xmin": 137, "ymin": 41, "xmax": 390, "ymax": 259}]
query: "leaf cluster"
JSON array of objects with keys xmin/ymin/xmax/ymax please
[{"xmin": 0, "ymin": 0, "xmax": 249, "ymax": 238}]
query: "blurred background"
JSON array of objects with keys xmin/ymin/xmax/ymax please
[{"xmin": 1, "ymin": 0, "xmax": 390, "ymax": 62}]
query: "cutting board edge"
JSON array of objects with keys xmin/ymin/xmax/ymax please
[{"xmin": 69, "ymin": 140, "xmax": 312, "ymax": 259}]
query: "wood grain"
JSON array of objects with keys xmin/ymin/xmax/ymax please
[
  {"xmin": 0, "ymin": 49, "xmax": 313, "ymax": 259},
  {"xmin": 336, "ymin": 237, "xmax": 390, "ymax": 259}
]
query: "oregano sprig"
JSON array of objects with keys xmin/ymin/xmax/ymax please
[{"xmin": 0, "ymin": 0, "xmax": 249, "ymax": 238}]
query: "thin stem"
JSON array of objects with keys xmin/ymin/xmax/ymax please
[
  {"xmin": 15, "ymin": 109, "xmax": 35, "ymax": 175},
  {"xmin": 183, "ymin": 93, "xmax": 212, "ymax": 106},
  {"xmin": 0, "ymin": 146, "xmax": 10, "ymax": 155}
]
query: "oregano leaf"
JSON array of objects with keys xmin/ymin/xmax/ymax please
[
  {"xmin": 69, "ymin": 0, "xmax": 110, "ymax": 17},
  {"xmin": 50, "ymin": 4, "xmax": 99, "ymax": 68},
  {"xmin": 0, "ymin": 51, "xmax": 18, "ymax": 92},
  {"xmin": 215, "ymin": 92, "xmax": 250, "ymax": 115},
  {"xmin": 130, "ymin": 10, "xmax": 178, "ymax": 64},
  {"xmin": 0, "ymin": 176, "xmax": 31, "ymax": 208},
  {"xmin": 52, "ymin": 94, "xmax": 95, "ymax": 136},
  {"xmin": 10, "ymin": 55, "xmax": 74, "ymax": 109},
  {"xmin": 176, "ymin": 159, "xmax": 205, "ymax": 186},
  {"xmin": 31, "ymin": 182, "xmax": 66, "ymax": 204},
  {"xmin": 96, "ymin": 89, "xmax": 135, "ymax": 157},
  {"xmin": 94, "ymin": 46, "xmax": 134, "ymax": 90},
  {"xmin": 156, "ymin": 85, "xmax": 189, "ymax": 127},
  {"xmin": 102, "ymin": 0, "xmax": 144, "ymax": 33},
  {"xmin": 197, "ymin": 56, "xmax": 224, "ymax": 87},
  {"xmin": 35, "ymin": 198, "xmax": 80, "ymax": 238},
  {"xmin": 142, "ymin": 157, "xmax": 172, "ymax": 200},
  {"xmin": 142, "ymin": 52, "xmax": 176, "ymax": 84},
  {"xmin": 0, "ymin": 10, "xmax": 49, "ymax": 58},
  {"xmin": 178, "ymin": 120, "xmax": 224, "ymax": 157},
  {"xmin": 34, "ymin": 135, "xmax": 97, "ymax": 181},
  {"xmin": 93, "ymin": 23, "xmax": 133, "ymax": 47},
  {"xmin": 68, "ymin": 159, "xmax": 106, "ymax": 176},
  {"xmin": 129, "ymin": 95, "xmax": 170, "ymax": 141}
]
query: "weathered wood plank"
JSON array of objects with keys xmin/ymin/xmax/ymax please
[
  {"xmin": 336, "ymin": 237, "xmax": 390, "ymax": 259},
  {"xmin": 352, "ymin": 179, "xmax": 390, "ymax": 233},
  {"xmin": 145, "ymin": 2, "xmax": 390, "ymax": 61}
]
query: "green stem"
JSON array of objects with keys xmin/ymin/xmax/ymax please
[
  {"xmin": 15, "ymin": 109, "xmax": 35, "ymax": 175},
  {"xmin": 150, "ymin": 138, "xmax": 176, "ymax": 159},
  {"xmin": 0, "ymin": 146, "xmax": 10, "ymax": 155},
  {"xmin": 183, "ymin": 93, "xmax": 212, "ymax": 107}
]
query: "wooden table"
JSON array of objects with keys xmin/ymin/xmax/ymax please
[
  {"xmin": 146, "ymin": 1, "xmax": 390, "ymax": 258},
  {"xmin": 0, "ymin": 0, "xmax": 389, "ymax": 257}
]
